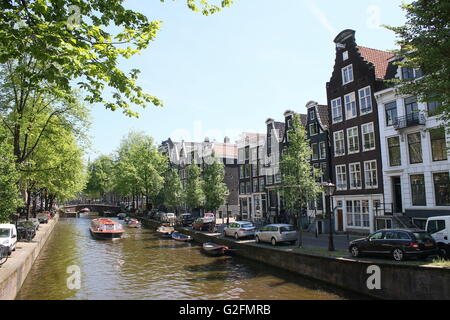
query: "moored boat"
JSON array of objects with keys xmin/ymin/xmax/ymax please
[
  {"xmin": 171, "ymin": 231, "xmax": 193, "ymax": 242},
  {"xmin": 156, "ymin": 225, "xmax": 175, "ymax": 237},
  {"xmin": 127, "ymin": 218, "xmax": 141, "ymax": 228},
  {"xmin": 90, "ymin": 219, "xmax": 124, "ymax": 240},
  {"xmin": 202, "ymin": 242, "xmax": 229, "ymax": 256}
]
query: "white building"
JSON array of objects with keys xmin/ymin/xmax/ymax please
[{"xmin": 375, "ymin": 62, "xmax": 450, "ymax": 230}]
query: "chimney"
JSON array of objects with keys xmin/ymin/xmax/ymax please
[{"xmin": 224, "ymin": 136, "xmax": 230, "ymax": 144}]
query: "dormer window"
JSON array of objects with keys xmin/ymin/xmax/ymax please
[
  {"xmin": 401, "ymin": 67, "xmax": 423, "ymax": 80},
  {"xmin": 342, "ymin": 64, "xmax": 354, "ymax": 85},
  {"xmin": 310, "ymin": 111, "xmax": 315, "ymax": 120},
  {"xmin": 343, "ymin": 51, "xmax": 349, "ymax": 61}
]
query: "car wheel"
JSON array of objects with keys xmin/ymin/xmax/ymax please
[
  {"xmin": 392, "ymin": 248, "xmax": 405, "ymax": 261},
  {"xmin": 255, "ymin": 236, "xmax": 260, "ymax": 244},
  {"xmin": 350, "ymin": 245, "xmax": 360, "ymax": 258},
  {"xmin": 438, "ymin": 245, "xmax": 449, "ymax": 259},
  {"xmin": 234, "ymin": 233, "xmax": 239, "ymax": 240},
  {"xmin": 271, "ymin": 237, "xmax": 277, "ymax": 246}
]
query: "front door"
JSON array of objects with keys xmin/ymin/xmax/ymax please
[
  {"xmin": 392, "ymin": 177, "xmax": 403, "ymax": 213},
  {"xmin": 337, "ymin": 209, "xmax": 344, "ymax": 231}
]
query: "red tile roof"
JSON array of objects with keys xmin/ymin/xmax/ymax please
[{"xmin": 357, "ymin": 46, "xmax": 395, "ymax": 80}]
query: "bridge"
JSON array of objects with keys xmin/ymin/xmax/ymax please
[{"xmin": 61, "ymin": 204, "xmax": 122, "ymax": 217}]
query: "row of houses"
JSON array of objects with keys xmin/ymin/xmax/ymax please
[{"xmin": 161, "ymin": 29, "xmax": 449, "ymax": 235}]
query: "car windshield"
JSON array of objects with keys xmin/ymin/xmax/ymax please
[
  {"xmin": 0, "ymin": 229, "xmax": 10, "ymax": 238},
  {"xmin": 280, "ymin": 226, "xmax": 295, "ymax": 232},
  {"xmin": 414, "ymin": 233, "xmax": 434, "ymax": 242}
]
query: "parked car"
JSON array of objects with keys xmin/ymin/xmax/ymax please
[
  {"xmin": 36, "ymin": 212, "xmax": 49, "ymax": 224},
  {"xmin": 426, "ymin": 216, "xmax": 450, "ymax": 258},
  {"xmin": 192, "ymin": 218, "xmax": 215, "ymax": 231},
  {"xmin": 223, "ymin": 221, "xmax": 256, "ymax": 240},
  {"xmin": 255, "ymin": 224, "xmax": 298, "ymax": 246},
  {"xmin": 161, "ymin": 213, "xmax": 176, "ymax": 224},
  {"xmin": 0, "ymin": 224, "xmax": 17, "ymax": 255},
  {"xmin": 349, "ymin": 229, "xmax": 438, "ymax": 261},
  {"xmin": 178, "ymin": 213, "xmax": 195, "ymax": 227}
]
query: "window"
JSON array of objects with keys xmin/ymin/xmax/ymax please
[
  {"xmin": 359, "ymin": 86, "xmax": 372, "ymax": 114},
  {"xmin": 410, "ymin": 175, "xmax": 426, "ymax": 206},
  {"xmin": 259, "ymin": 177, "xmax": 265, "ymax": 192},
  {"xmin": 347, "ymin": 200, "xmax": 370, "ymax": 228},
  {"xmin": 331, "ymin": 98, "xmax": 343, "ymax": 123},
  {"xmin": 246, "ymin": 182, "xmax": 251, "ymax": 194},
  {"xmin": 334, "ymin": 131, "xmax": 345, "ymax": 156},
  {"xmin": 433, "ymin": 172, "xmax": 450, "ymax": 206},
  {"xmin": 385, "ymin": 101, "xmax": 398, "ymax": 126},
  {"xmin": 344, "ymin": 92, "xmax": 357, "ymax": 120},
  {"xmin": 362, "ymin": 200, "xmax": 370, "ymax": 227},
  {"xmin": 310, "ymin": 123, "xmax": 318, "ymax": 136},
  {"xmin": 320, "ymin": 162, "xmax": 327, "ymax": 181},
  {"xmin": 319, "ymin": 142, "xmax": 327, "ymax": 159},
  {"xmin": 408, "ymin": 132, "xmax": 423, "ymax": 164},
  {"xmin": 428, "ymin": 101, "xmax": 441, "ymax": 117},
  {"xmin": 343, "ymin": 51, "xmax": 349, "ymax": 61},
  {"xmin": 347, "ymin": 127, "xmax": 359, "ymax": 154},
  {"xmin": 312, "ymin": 143, "xmax": 319, "ymax": 160},
  {"xmin": 252, "ymin": 163, "xmax": 258, "ymax": 177},
  {"xmin": 364, "ymin": 160, "xmax": 378, "ymax": 189},
  {"xmin": 387, "ymin": 136, "xmax": 401, "ymax": 167},
  {"xmin": 245, "ymin": 147, "xmax": 250, "ymax": 160},
  {"xmin": 427, "ymin": 219, "xmax": 447, "ymax": 234},
  {"xmin": 253, "ymin": 179, "xmax": 258, "ymax": 193},
  {"xmin": 244, "ymin": 164, "xmax": 251, "ymax": 178},
  {"xmin": 336, "ymin": 165, "xmax": 347, "ymax": 191},
  {"xmin": 361, "ymin": 123, "xmax": 375, "ymax": 151},
  {"xmin": 275, "ymin": 173, "xmax": 281, "ymax": 184},
  {"xmin": 342, "ymin": 64, "xmax": 354, "ymax": 85},
  {"xmin": 251, "ymin": 148, "xmax": 258, "ymax": 163},
  {"xmin": 238, "ymin": 149, "xmax": 245, "ymax": 162},
  {"xmin": 402, "ymin": 67, "xmax": 415, "ymax": 80},
  {"xmin": 430, "ymin": 127, "xmax": 448, "ymax": 162},
  {"xmin": 267, "ymin": 175, "xmax": 273, "ymax": 185},
  {"xmin": 405, "ymin": 96, "xmax": 419, "ymax": 117},
  {"xmin": 349, "ymin": 163, "xmax": 362, "ymax": 190},
  {"xmin": 239, "ymin": 166, "xmax": 245, "ymax": 179},
  {"xmin": 239, "ymin": 183, "xmax": 246, "ymax": 195},
  {"xmin": 310, "ymin": 110, "xmax": 315, "ymax": 120}
]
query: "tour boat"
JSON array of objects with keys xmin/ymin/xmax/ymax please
[
  {"xmin": 156, "ymin": 225, "xmax": 174, "ymax": 237},
  {"xmin": 202, "ymin": 242, "xmax": 229, "ymax": 256},
  {"xmin": 90, "ymin": 219, "xmax": 124, "ymax": 240},
  {"xmin": 171, "ymin": 231, "xmax": 193, "ymax": 242}
]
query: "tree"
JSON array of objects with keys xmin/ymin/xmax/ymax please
[
  {"xmin": 385, "ymin": 0, "xmax": 450, "ymax": 123},
  {"xmin": 85, "ymin": 155, "xmax": 115, "ymax": 200},
  {"xmin": 203, "ymin": 158, "xmax": 229, "ymax": 213},
  {"xmin": 185, "ymin": 161, "xmax": 205, "ymax": 213},
  {"xmin": 0, "ymin": 126, "xmax": 22, "ymax": 222},
  {"xmin": 162, "ymin": 168, "xmax": 184, "ymax": 213},
  {"xmin": 280, "ymin": 114, "xmax": 322, "ymax": 247},
  {"xmin": 0, "ymin": 0, "xmax": 233, "ymax": 117}
]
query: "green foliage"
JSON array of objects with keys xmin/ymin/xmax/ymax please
[
  {"xmin": 85, "ymin": 155, "xmax": 115, "ymax": 199},
  {"xmin": 385, "ymin": 0, "xmax": 450, "ymax": 122},
  {"xmin": 280, "ymin": 114, "xmax": 322, "ymax": 214},
  {"xmin": 0, "ymin": 126, "xmax": 22, "ymax": 222},
  {"xmin": 161, "ymin": 167, "xmax": 184, "ymax": 211},
  {"xmin": 185, "ymin": 161, "xmax": 205, "ymax": 210},
  {"xmin": 203, "ymin": 158, "xmax": 228, "ymax": 212}
]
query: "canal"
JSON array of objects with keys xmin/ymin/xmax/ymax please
[{"xmin": 16, "ymin": 217, "xmax": 361, "ymax": 300}]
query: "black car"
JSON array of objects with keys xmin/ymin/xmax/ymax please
[
  {"xmin": 177, "ymin": 214, "xmax": 195, "ymax": 227},
  {"xmin": 349, "ymin": 229, "xmax": 438, "ymax": 261}
]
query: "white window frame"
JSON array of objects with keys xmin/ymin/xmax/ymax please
[
  {"xmin": 311, "ymin": 143, "xmax": 319, "ymax": 161},
  {"xmin": 344, "ymin": 92, "xmax": 357, "ymax": 120},
  {"xmin": 343, "ymin": 51, "xmax": 349, "ymax": 61},
  {"xmin": 310, "ymin": 123, "xmax": 318, "ymax": 136},
  {"xmin": 361, "ymin": 122, "xmax": 376, "ymax": 152},
  {"xmin": 310, "ymin": 110, "xmax": 315, "ymax": 121},
  {"xmin": 349, "ymin": 162, "xmax": 362, "ymax": 190},
  {"xmin": 336, "ymin": 165, "xmax": 347, "ymax": 191},
  {"xmin": 347, "ymin": 127, "xmax": 360, "ymax": 154},
  {"xmin": 364, "ymin": 160, "xmax": 378, "ymax": 189},
  {"xmin": 342, "ymin": 64, "xmax": 354, "ymax": 85},
  {"xmin": 359, "ymin": 86, "xmax": 372, "ymax": 115},
  {"xmin": 319, "ymin": 142, "xmax": 327, "ymax": 160},
  {"xmin": 334, "ymin": 131, "xmax": 346, "ymax": 157},
  {"xmin": 331, "ymin": 98, "xmax": 343, "ymax": 124}
]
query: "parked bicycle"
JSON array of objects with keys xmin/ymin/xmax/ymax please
[{"xmin": 0, "ymin": 245, "xmax": 8, "ymax": 266}]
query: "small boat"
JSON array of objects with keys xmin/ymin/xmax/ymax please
[
  {"xmin": 156, "ymin": 225, "xmax": 174, "ymax": 236},
  {"xmin": 127, "ymin": 218, "xmax": 141, "ymax": 228},
  {"xmin": 80, "ymin": 208, "xmax": 90, "ymax": 213},
  {"xmin": 117, "ymin": 213, "xmax": 127, "ymax": 220},
  {"xmin": 90, "ymin": 219, "xmax": 124, "ymax": 240},
  {"xmin": 171, "ymin": 231, "xmax": 193, "ymax": 242},
  {"xmin": 202, "ymin": 242, "xmax": 229, "ymax": 256}
]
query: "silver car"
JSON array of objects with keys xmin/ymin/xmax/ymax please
[
  {"xmin": 255, "ymin": 224, "xmax": 298, "ymax": 246},
  {"xmin": 223, "ymin": 221, "xmax": 256, "ymax": 240}
]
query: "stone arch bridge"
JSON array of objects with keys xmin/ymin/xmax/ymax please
[{"xmin": 61, "ymin": 204, "xmax": 122, "ymax": 217}]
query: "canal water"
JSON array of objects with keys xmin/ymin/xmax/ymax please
[{"xmin": 16, "ymin": 218, "xmax": 360, "ymax": 300}]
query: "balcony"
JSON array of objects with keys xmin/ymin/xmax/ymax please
[{"xmin": 394, "ymin": 112, "xmax": 426, "ymax": 130}]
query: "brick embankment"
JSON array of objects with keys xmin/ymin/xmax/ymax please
[{"xmin": 0, "ymin": 215, "xmax": 59, "ymax": 300}]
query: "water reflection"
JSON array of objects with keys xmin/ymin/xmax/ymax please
[{"xmin": 16, "ymin": 218, "xmax": 360, "ymax": 300}]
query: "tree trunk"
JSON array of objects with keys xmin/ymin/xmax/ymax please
[{"xmin": 26, "ymin": 189, "xmax": 32, "ymax": 220}]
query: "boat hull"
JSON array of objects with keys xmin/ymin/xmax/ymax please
[{"xmin": 90, "ymin": 228, "xmax": 124, "ymax": 240}]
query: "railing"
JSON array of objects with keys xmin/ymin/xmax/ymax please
[{"xmin": 394, "ymin": 112, "xmax": 426, "ymax": 130}]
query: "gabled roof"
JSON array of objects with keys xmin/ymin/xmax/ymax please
[
  {"xmin": 316, "ymin": 105, "xmax": 329, "ymax": 129},
  {"xmin": 356, "ymin": 46, "xmax": 395, "ymax": 80}
]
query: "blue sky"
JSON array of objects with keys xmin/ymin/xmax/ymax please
[{"xmin": 87, "ymin": 0, "xmax": 409, "ymax": 159}]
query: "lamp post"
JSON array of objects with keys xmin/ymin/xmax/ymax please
[{"xmin": 322, "ymin": 181, "xmax": 336, "ymax": 252}]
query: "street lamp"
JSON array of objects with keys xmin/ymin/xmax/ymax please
[{"xmin": 322, "ymin": 181, "xmax": 336, "ymax": 252}]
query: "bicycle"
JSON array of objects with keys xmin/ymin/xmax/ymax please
[{"xmin": 0, "ymin": 245, "xmax": 9, "ymax": 266}]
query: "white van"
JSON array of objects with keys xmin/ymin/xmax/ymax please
[
  {"xmin": 0, "ymin": 224, "xmax": 18, "ymax": 255},
  {"xmin": 426, "ymin": 216, "xmax": 450, "ymax": 258}
]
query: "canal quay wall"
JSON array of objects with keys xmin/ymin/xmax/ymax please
[
  {"xmin": 137, "ymin": 216, "xmax": 450, "ymax": 300},
  {"xmin": 0, "ymin": 215, "xmax": 59, "ymax": 300}
]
